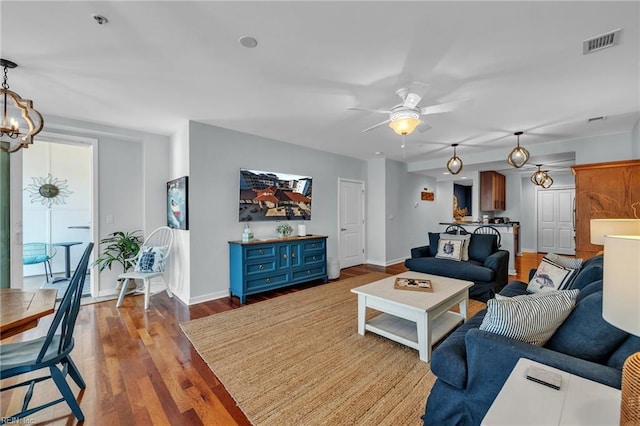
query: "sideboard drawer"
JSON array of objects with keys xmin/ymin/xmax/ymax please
[
  {"xmin": 245, "ymin": 246, "xmax": 276, "ymax": 259},
  {"xmin": 246, "ymin": 273, "xmax": 289, "ymax": 290},
  {"xmin": 292, "ymin": 266, "xmax": 326, "ymax": 281},
  {"xmin": 246, "ymin": 260, "xmax": 277, "ymax": 276},
  {"xmin": 303, "ymin": 240, "xmax": 325, "ymax": 252},
  {"xmin": 302, "ymin": 252, "xmax": 325, "ymax": 265}
]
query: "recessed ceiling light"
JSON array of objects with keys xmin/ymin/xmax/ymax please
[
  {"xmin": 92, "ymin": 14, "xmax": 109, "ymax": 25},
  {"xmin": 460, "ymin": 176, "xmax": 468, "ymax": 179},
  {"xmin": 443, "ymin": 172, "xmax": 451, "ymax": 175},
  {"xmin": 239, "ymin": 36, "xmax": 258, "ymax": 48}
]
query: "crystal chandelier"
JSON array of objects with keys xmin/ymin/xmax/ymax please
[{"xmin": 0, "ymin": 59, "xmax": 43, "ymax": 153}]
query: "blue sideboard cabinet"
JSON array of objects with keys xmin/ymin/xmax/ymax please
[{"xmin": 229, "ymin": 235, "xmax": 328, "ymax": 303}]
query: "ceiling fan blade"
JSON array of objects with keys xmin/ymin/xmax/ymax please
[
  {"xmin": 420, "ymin": 98, "xmax": 470, "ymax": 115},
  {"xmin": 362, "ymin": 119, "xmax": 392, "ymax": 132},
  {"xmin": 403, "ymin": 82, "xmax": 430, "ymax": 109},
  {"xmin": 348, "ymin": 106, "xmax": 392, "ymax": 114}
]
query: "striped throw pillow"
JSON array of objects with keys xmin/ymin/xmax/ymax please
[{"xmin": 480, "ymin": 290, "xmax": 579, "ymax": 346}]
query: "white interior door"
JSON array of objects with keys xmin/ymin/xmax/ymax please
[
  {"xmin": 338, "ymin": 178, "xmax": 365, "ymax": 269},
  {"xmin": 537, "ymin": 187, "xmax": 575, "ymax": 255}
]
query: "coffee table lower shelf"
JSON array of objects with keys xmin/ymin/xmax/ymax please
[{"xmin": 366, "ymin": 311, "xmax": 464, "ymax": 352}]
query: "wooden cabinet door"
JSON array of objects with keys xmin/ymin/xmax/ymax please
[
  {"xmin": 572, "ymin": 160, "xmax": 640, "ymax": 259},
  {"xmin": 480, "ymin": 171, "xmax": 506, "ymax": 211}
]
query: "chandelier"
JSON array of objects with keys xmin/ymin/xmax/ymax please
[
  {"xmin": 530, "ymin": 164, "xmax": 553, "ymax": 188},
  {"xmin": 0, "ymin": 59, "xmax": 43, "ymax": 153},
  {"xmin": 507, "ymin": 131, "xmax": 530, "ymax": 168}
]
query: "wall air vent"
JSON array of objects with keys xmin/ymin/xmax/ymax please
[
  {"xmin": 583, "ymin": 29, "xmax": 621, "ymax": 54},
  {"xmin": 586, "ymin": 116, "xmax": 607, "ymax": 123}
]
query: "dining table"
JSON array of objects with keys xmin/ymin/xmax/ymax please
[{"xmin": 0, "ymin": 288, "xmax": 57, "ymax": 340}]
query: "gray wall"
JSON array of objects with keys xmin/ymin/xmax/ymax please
[
  {"xmin": 187, "ymin": 121, "xmax": 366, "ymax": 302},
  {"xmin": 366, "ymin": 158, "xmax": 386, "ymax": 265}
]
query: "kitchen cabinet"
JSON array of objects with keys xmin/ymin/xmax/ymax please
[
  {"xmin": 229, "ymin": 235, "xmax": 328, "ymax": 304},
  {"xmin": 572, "ymin": 160, "xmax": 640, "ymax": 259},
  {"xmin": 480, "ymin": 171, "xmax": 506, "ymax": 211}
]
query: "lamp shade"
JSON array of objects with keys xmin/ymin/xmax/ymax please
[
  {"xmin": 590, "ymin": 219, "xmax": 640, "ymax": 245},
  {"xmin": 388, "ymin": 117, "xmax": 420, "ymax": 135},
  {"xmin": 602, "ymin": 235, "xmax": 640, "ymax": 335}
]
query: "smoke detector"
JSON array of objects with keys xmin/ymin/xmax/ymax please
[{"xmin": 583, "ymin": 29, "xmax": 621, "ymax": 54}]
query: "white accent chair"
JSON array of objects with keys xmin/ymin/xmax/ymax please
[{"xmin": 116, "ymin": 226, "xmax": 174, "ymax": 310}]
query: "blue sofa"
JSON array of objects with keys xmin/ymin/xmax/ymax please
[
  {"xmin": 423, "ymin": 254, "xmax": 640, "ymax": 425},
  {"xmin": 405, "ymin": 232, "xmax": 509, "ymax": 302}
]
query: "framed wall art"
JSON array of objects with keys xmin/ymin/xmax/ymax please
[{"xmin": 167, "ymin": 176, "xmax": 189, "ymax": 230}]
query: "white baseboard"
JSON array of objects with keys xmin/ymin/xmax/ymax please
[{"xmin": 188, "ymin": 289, "xmax": 230, "ymax": 305}]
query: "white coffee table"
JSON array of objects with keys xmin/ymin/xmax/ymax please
[{"xmin": 351, "ymin": 272, "xmax": 473, "ymax": 362}]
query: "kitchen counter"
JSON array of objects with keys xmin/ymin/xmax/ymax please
[{"xmin": 439, "ymin": 222, "xmax": 517, "ymax": 227}]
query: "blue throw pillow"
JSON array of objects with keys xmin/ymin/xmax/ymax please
[
  {"xmin": 134, "ymin": 245, "xmax": 169, "ymax": 273},
  {"xmin": 545, "ymin": 291, "xmax": 629, "ymax": 363},
  {"xmin": 428, "ymin": 232, "xmax": 440, "ymax": 257},
  {"xmin": 468, "ymin": 234, "xmax": 498, "ymax": 262}
]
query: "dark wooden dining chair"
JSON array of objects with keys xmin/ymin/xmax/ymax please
[
  {"xmin": 0, "ymin": 242, "xmax": 93, "ymax": 424},
  {"xmin": 445, "ymin": 224, "xmax": 468, "ymax": 235}
]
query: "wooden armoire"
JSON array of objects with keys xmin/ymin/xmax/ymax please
[{"xmin": 572, "ymin": 159, "xmax": 640, "ymax": 259}]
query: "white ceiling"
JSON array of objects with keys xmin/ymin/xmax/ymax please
[{"xmin": 2, "ymin": 1, "xmax": 638, "ymax": 178}]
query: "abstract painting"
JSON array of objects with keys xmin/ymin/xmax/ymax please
[{"xmin": 167, "ymin": 176, "xmax": 188, "ymax": 230}]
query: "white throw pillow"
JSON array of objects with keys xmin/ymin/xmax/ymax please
[
  {"xmin": 544, "ymin": 253, "xmax": 583, "ymax": 288},
  {"xmin": 527, "ymin": 258, "xmax": 573, "ymax": 293},
  {"xmin": 134, "ymin": 245, "xmax": 169, "ymax": 273},
  {"xmin": 480, "ymin": 289, "xmax": 579, "ymax": 346},
  {"xmin": 440, "ymin": 233, "xmax": 471, "ymax": 261},
  {"xmin": 435, "ymin": 239, "xmax": 463, "ymax": 261}
]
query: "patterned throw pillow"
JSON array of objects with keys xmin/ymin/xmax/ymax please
[
  {"xmin": 440, "ymin": 233, "xmax": 471, "ymax": 261},
  {"xmin": 435, "ymin": 239, "xmax": 463, "ymax": 261},
  {"xmin": 527, "ymin": 258, "xmax": 573, "ymax": 293},
  {"xmin": 134, "ymin": 245, "xmax": 169, "ymax": 273},
  {"xmin": 545, "ymin": 253, "xmax": 583, "ymax": 288},
  {"xmin": 480, "ymin": 289, "xmax": 579, "ymax": 346}
]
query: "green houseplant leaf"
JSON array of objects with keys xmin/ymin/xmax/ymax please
[{"xmin": 93, "ymin": 230, "xmax": 143, "ymax": 273}]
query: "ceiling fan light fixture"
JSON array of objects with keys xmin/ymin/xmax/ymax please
[
  {"xmin": 446, "ymin": 143, "xmax": 463, "ymax": 175},
  {"xmin": 388, "ymin": 110, "xmax": 420, "ymax": 135},
  {"xmin": 507, "ymin": 131, "xmax": 530, "ymax": 168},
  {"xmin": 0, "ymin": 59, "xmax": 43, "ymax": 153}
]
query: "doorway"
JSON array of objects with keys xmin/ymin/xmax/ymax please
[
  {"xmin": 537, "ymin": 187, "xmax": 575, "ymax": 255},
  {"xmin": 16, "ymin": 134, "xmax": 98, "ymax": 296},
  {"xmin": 338, "ymin": 178, "xmax": 365, "ymax": 269}
]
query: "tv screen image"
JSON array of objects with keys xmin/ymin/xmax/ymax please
[{"xmin": 239, "ymin": 168, "xmax": 312, "ymax": 222}]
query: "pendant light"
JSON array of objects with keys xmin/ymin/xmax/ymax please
[
  {"xmin": 446, "ymin": 143, "xmax": 463, "ymax": 175},
  {"xmin": 0, "ymin": 58, "xmax": 43, "ymax": 153},
  {"xmin": 530, "ymin": 164, "xmax": 554, "ymax": 188},
  {"xmin": 507, "ymin": 131, "xmax": 530, "ymax": 168}
]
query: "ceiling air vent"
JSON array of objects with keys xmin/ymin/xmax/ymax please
[
  {"xmin": 583, "ymin": 29, "xmax": 621, "ymax": 54},
  {"xmin": 587, "ymin": 115, "xmax": 607, "ymax": 123}
]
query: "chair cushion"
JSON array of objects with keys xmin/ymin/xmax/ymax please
[
  {"xmin": 479, "ymin": 289, "xmax": 579, "ymax": 346},
  {"xmin": 23, "ymin": 255, "xmax": 50, "ymax": 265},
  {"xmin": 134, "ymin": 245, "xmax": 169, "ymax": 273},
  {"xmin": 0, "ymin": 335, "xmax": 65, "ymax": 371},
  {"xmin": 545, "ymin": 290, "xmax": 629, "ymax": 363},
  {"xmin": 468, "ymin": 234, "xmax": 497, "ymax": 262}
]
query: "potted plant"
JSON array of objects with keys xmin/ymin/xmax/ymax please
[
  {"xmin": 275, "ymin": 223, "xmax": 294, "ymax": 238},
  {"xmin": 94, "ymin": 230, "xmax": 143, "ymax": 291}
]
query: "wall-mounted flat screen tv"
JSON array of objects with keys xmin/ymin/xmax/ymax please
[{"xmin": 239, "ymin": 168, "xmax": 312, "ymax": 222}]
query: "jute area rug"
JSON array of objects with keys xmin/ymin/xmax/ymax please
[{"xmin": 181, "ymin": 272, "xmax": 437, "ymax": 426}]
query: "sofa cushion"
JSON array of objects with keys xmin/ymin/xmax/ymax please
[
  {"xmin": 498, "ymin": 281, "xmax": 529, "ymax": 297},
  {"xmin": 430, "ymin": 309, "xmax": 487, "ymax": 389},
  {"xmin": 545, "ymin": 289, "xmax": 629, "ymax": 363},
  {"xmin": 404, "ymin": 257, "xmax": 495, "ymax": 283},
  {"xmin": 435, "ymin": 239, "xmax": 463, "ymax": 261},
  {"xmin": 480, "ymin": 289, "xmax": 579, "ymax": 346},
  {"xmin": 468, "ymin": 234, "xmax": 498, "ymax": 262},
  {"xmin": 428, "ymin": 232, "xmax": 441, "ymax": 257},
  {"xmin": 607, "ymin": 335, "xmax": 640, "ymax": 370},
  {"xmin": 569, "ymin": 255, "xmax": 603, "ymax": 291}
]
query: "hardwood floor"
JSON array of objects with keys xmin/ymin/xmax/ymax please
[{"xmin": 0, "ymin": 254, "xmax": 541, "ymax": 425}]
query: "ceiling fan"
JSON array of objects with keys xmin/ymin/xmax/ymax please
[{"xmin": 348, "ymin": 82, "xmax": 465, "ymax": 136}]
